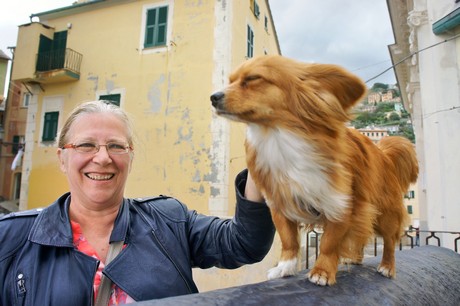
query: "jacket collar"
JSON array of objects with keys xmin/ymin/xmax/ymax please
[{"xmin": 28, "ymin": 192, "xmax": 129, "ymax": 247}]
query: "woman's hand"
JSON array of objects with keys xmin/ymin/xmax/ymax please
[{"xmin": 244, "ymin": 171, "xmax": 265, "ymax": 203}]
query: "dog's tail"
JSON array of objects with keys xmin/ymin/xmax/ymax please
[{"xmin": 377, "ymin": 136, "xmax": 419, "ymax": 194}]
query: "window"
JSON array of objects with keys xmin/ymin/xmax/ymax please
[
  {"xmin": 404, "ymin": 190, "xmax": 415, "ymax": 199},
  {"xmin": 99, "ymin": 94, "xmax": 121, "ymax": 106},
  {"xmin": 36, "ymin": 31, "xmax": 68, "ymax": 71},
  {"xmin": 12, "ymin": 135, "xmax": 24, "ymax": 154},
  {"xmin": 264, "ymin": 15, "xmax": 268, "ymax": 31},
  {"xmin": 23, "ymin": 93, "xmax": 31, "ymax": 107},
  {"xmin": 144, "ymin": 6, "xmax": 168, "ymax": 48},
  {"xmin": 13, "ymin": 173, "xmax": 21, "ymax": 200},
  {"xmin": 407, "ymin": 205, "xmax": 413, "ymax": 214},
  {"xmin": 247, "ymin": 25, "xmax": 254, "ymax": 58},
  {"xmin": 251, "ymin": 0, "xmax": 260, "ymax": 18},
  {"xmin": 42, "ymin": 111, "xmax": 59, "ymax": 142}
]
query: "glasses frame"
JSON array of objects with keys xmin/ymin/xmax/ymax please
[{"xmin": 61, "ymin": 142, "xmax": 133, "ymax": 155}]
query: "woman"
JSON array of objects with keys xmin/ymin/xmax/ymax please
[{"xmin": 0, "ymin": 101, "xmax": 275, "ymax": 306}]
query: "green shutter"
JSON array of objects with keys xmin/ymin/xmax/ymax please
[
  {"xmin": 99, "ymin": 94, "xmax": 121, "ymax": 106},
  {"xmin": 12, "ymin": 135, "xmax": 20, "ymax": 154},
  {"xmin": 42, "ymin": 111, "xmax": 59, "ymax": 142},
  {"xmin": 51, "ymin": 31, "xmax": 68, "ymax": 69},
  {"xmin": 144, "ymin": 6, "xmax": 168, "ymax": 48},
  {"xmin": 407, "ymin": 205, "xmax": 413, "ymax": 215},
  {"xmin": 157, "ymin": 6, "xmax": 168, "ymax": 45},
  {"xmin": 247, "ymin": 26, "xmax": 254, "ymax": 58},
  {"xmin": 36, "ymin": 35, "xmax": 52, "ymax": 71}
]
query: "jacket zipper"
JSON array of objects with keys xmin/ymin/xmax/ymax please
[
  {"xmin": 151, "ymin": 230, "xmax": 194, "ymax": 294},
  {"xmin": 16, "ymin": 272, "xmax": 26, "ymax": 306}
]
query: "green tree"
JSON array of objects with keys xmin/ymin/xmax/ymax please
[
  {"xmin": 371, "ymin": 83, "xmax": 389, "ymax": 91},
  {"xmin": 389, "ymin": 112, "xmax": 400, "ymax": 121}
]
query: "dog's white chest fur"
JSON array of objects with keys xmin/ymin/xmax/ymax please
[{"xmin": 246, "ymin": 124, "xmax": 349, "ymax": 223}]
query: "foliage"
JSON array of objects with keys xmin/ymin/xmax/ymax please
[
  {"xmin": 388, "ymin": 112, "xmax": 401, "ymax": 121},
  {"xmin": 371, "ymin": 83, "xmax": 389, "ymax": 91},
  {"xmin": 351, "ymin": 84, "xmax": 415, "ymax": 143}
]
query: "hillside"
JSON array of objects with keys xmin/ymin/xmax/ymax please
[{"xmin": 351, "ymin": 83, "xmax": 415, "ymax": 143}]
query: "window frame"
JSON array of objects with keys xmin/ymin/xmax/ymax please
[
  {"xmin": 22, "ymin": 93, "xmax": 31, "ymax": 108},
  {"xmin": 144, "ymin": 5, "xmax": 169, "ymax": 48},
  {"xmin": 39, "ymin": 96, "xmax": 63, "ymax": 147},
  {"xmin": 139, "ymin": 1, "xmax": 174, "ymax": 54},
  {"xmin": 247, "ymin": 24, "xmax": 254, "ymax": 58},
  {"xmin": 42, "ymin": 111, "xmax": 59, "ymax": 142},
  {"xmin": 99, "ymin": 94, "xmax": 121, "ymax": 106},
  {"xmin": 96, "ymin": 88, "xmax": 125, "ymax": 108}
]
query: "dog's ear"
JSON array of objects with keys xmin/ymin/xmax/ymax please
[{"xmin": 305, "ymin": 64, "xmax": 367, "ymax": 111}]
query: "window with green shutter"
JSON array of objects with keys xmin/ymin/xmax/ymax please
[
  {"xmin": 144, "ymin": 6, "xmax": 168, "ymax": 48},
  {"xmin": 247, "ymin": 25, "xmax": 254, "ymax": 58},
  {"xmin": 99, "ymin": 94, "xmax": 121, "ymax": 106},
  {"xmin": 42, "ymin": 111, "xmax": 59, "ymax": 142},
  {"xmin": 12, "ymin": 135, "xmax": 20, "ymax": 154},
  {"xmin": 407, "ymin": 205, "xmax": 413, "ymax": 214}
]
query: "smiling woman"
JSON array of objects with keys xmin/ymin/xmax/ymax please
[{"xmin": 0, "ymin": 100, "xmax": 275, "ymax": 306}]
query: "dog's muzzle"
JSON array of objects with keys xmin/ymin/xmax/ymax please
[{"xmin": 210, "ymin": 91, "xmax": 225, "ymax": 109}]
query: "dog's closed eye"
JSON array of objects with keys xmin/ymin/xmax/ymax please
[{"xmin": 241, "ymin": 75, "xmax": 262, "ymax": 88}]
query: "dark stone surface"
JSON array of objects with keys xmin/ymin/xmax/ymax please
[{"xmin": 134, "ymin": 246, "xmax": 460, "ymax": 306}]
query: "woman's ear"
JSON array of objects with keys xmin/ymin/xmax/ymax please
[{"xmin": 57, "ymin": 148, "xmax": 67, "ymax": 173}]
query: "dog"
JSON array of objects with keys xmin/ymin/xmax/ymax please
[{"xmin": 210, "ymin": 55, "xmax": 419, "ymax": 286}]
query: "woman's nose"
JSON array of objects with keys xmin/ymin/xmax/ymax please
[{"xmin": 92, "ymin": 145, "xmax": 112, "ymax": 164}]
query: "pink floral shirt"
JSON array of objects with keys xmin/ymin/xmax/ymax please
[{"xmin": 71, "ymin": 221, "xmax": 135, "ymax": 305}]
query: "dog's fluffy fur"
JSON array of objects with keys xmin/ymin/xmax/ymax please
[{"xmin": 211, "ymin": 55, "xmax": 419, "ymax": 286}]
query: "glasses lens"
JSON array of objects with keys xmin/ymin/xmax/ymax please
[
  {"xmin": 74, "ymin": 142, "xmax": 98, "ymax": 153},
  {"xmin": 107, "ymin": 142, "xmax": 129, "ymax": 154}
]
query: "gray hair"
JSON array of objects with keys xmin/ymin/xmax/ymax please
[{"xmin": 57, "ymin": 101, "xmax": 134, "ymax": 148}]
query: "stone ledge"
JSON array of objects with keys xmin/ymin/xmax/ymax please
[{"xmin": 134, "ymin": 246, "xmax": 460, "ymax": 306}]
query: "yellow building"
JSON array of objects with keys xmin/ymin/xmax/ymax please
[{"xmin": 11, "ymin": 0, "xmax": 281, "ymax": 292}]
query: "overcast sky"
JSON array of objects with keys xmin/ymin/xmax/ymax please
[
  {"xmin": 269, "ymin": 0, "xmax": 396, "ymax": 85},
  {"xmin": 1, "ymin": 0, "xmax": 396, "ymax": 94}
]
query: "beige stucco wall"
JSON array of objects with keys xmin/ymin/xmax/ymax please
[
  {"xmin": 12, "ymin": 0, "xmax": 284, "ymax": 290},
  {"xmin": 12, "ymin": 23, "xmax": 55, "ymax": 82},
  {"xmin": 20, "ymin": 1, "xmax": 218, "ymax": 211},
  {"xmin": 18, "ymin": 0, "xmax": 280, "ymax": 215}
]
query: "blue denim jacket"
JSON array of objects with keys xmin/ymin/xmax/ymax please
[{"xmin": 0, "ymin": 170, "xmax": 275, "ymax": 305}]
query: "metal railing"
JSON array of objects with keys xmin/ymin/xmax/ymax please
[
  {"xmin": 35, "ymin": 48, "xmax": 82, "ymax": 74},
  {"xmin": 305, "ymin": 227, "xmax": 460, "ymax": 269}
]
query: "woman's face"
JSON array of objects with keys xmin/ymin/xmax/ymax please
[{"xmin": 57, "ymin": 113, "xmax": 133, "ymax": 209}]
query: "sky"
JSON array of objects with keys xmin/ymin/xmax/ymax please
[
  {"xmin": 0, "ymin": 0, "xmax": 396, "ymax": 94},
  {"xmin": 268, "ymin": 0, "xmax": 397, "ymax": 85}
]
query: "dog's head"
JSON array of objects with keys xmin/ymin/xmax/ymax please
[{"xmin": 211, "ymin": 55, "xmax": 367, "ymax": 128}]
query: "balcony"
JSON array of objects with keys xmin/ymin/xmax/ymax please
[{"xmin": 34, "ymin": 48, "xmax": 82, "ymax": 84}]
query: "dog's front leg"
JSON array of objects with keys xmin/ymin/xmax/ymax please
[
  {"xmin": 267, "ymin": 209, "xmax": 300, "ymax": 279},
  {"xmin": 307, "ymin": 221, "xmax": 348, "ymax": 286}
]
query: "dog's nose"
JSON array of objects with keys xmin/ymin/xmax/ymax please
[{"xmin": 210, "ymin": 92, "xmax": 224, "ymax": 108}]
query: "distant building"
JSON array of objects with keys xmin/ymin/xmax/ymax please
[
  {"xmin": 358, "ymin": 127, "xmax": 388, "ymax": 143},
  {"xmin": 381, "ymin": 91, "xmax": 393, "ymax": 102},
  {"xmin": 0, "ymin": 50, "xmax": 10, "ymax": 115},
  {"xmin": 367, "ymin": 92, "xmax": 381, "ymax": 104}
]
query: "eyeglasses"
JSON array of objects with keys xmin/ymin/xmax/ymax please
[{"xmin": 61, "ymin": 141, "xmax": 133, "ymax": 155}]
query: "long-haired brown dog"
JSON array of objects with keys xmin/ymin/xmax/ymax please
[{"xmin": 211, "ymin": 55, "xmax": 418, "ymax": 286}]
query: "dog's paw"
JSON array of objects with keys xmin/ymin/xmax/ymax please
[
  {"xmin": 307, "ymin": 269, "xmax": 336, "ymax": 286},
  {"xmin": 377, "ymin": 264, "xmax": 395, "ymax": 278},
  {"xmin": 267, "ymin": 259, "xmax": 297, "ymax": 280}
]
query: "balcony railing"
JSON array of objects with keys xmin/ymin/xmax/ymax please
[
  {"xmin": 305, "ymin": 227, "xmax": 460, "ymax": 269},
  {"xmin": 35, "ymin": 48, "xmax": 82, "ymax": 74}
]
